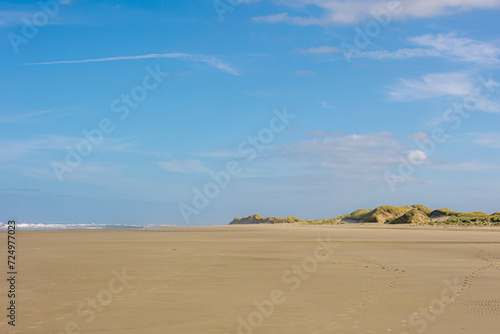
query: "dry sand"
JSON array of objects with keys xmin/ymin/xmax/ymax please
[{"xmin": 3, "ymin": 224, "xmax": 500, "ymax": 334}]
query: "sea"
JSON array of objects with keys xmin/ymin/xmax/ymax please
[{"xmin": 0, "ymin": 222, "xmax": 166, "ymax": 230}]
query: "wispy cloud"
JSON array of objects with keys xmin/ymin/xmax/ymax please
[
  {"xmin": 409, "ymin": 34, "xmax": 500, "ymax": 66},
  {"xmin": 0, "ymin": 136, "xmax": 161, "ymax": 165},
  {"xmin": 355, "ymin": 34, "xmax": 500, "ymax": 66},
  {"xmin": 252, "ymin": 0, "xmax": 500, "ymax": 25},
  {"xmin": 289, "ymin": 131, "xmax": 406, "ymax": 152},
  {"xmin": 253, "ymin": 12, "xmax": 290, "ymax": 23},
  {"xmin": 25, "ymin": 53, "xmax": 240, "ymax": 75},
  {"xmin": 0, "ymin": 110, "xmax": 55, "ymax": 123},
  {"xmin": 408, "ymin": 131, "xmax": 434, "ymax": 141},
  {"xmin": 283, "ymin": 131, "xmax": 409, "ymax": 175},
  {"xmin": 296, "ymin": 45, "xmax": 340, "ymax": 54},
  {"xmin": 0, "ymin": 1, "xmax": 74, "ymax": 28},
  {"xmin": 469, "ymin": 132, "xmax": 500, "ymax": 148},
  {"xmin": 473, "ymin": 99, "xmax": 500, "ymax": 113},
  {"xmin": 178, "ymin": 131, "xmax": 412, "ymax": 183},
  {"xmin": 320, "ymin": 101, "xmax": 335, "ymax": 110},
  {"xmin": 389, "ymin": 71, "xmax": 500, "ymax": 112},
  {"xmin": 0, "ymin": 187, "xmax": 39, "ymax": 192},
  {"xmin": 430, "ymin": 161, "xmax": 500, "ymax": 172},
  {"xmin": 0, "ymin": 136, "xmax": 73, "ymax": 164},
  {"xmin": 0, "ymin": 9, "xmax": 34, "ymax": 27},
  {"xmin": 159, "ymin": 159, "xmax": 212, "ymax": 174},
  {"xmin": 354, "ymin": 48, "xmax": 441, "ymax": 60},
  {"xmin": 191, "ymin": 151, "xmax": 241, "ymax": 158},
  {"xmin": 294, "ymin": 70, "xmax": 316, "ymax": 76},
  {"xmin": 390, "ymin": 72, "xmax": 475, "ymax": 100},
  {"xmin": 186, "ymin": 131, "xmax": 413, "ymax": 185}
]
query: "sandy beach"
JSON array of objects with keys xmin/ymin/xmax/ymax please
[{"xmin": 4, "ymin": 225, "xmax": 500, "ymax": 334}]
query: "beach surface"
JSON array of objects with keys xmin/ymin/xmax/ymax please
[{"xmin": 4, "ymin": 224, "xmax": 500, "ymax": 334}]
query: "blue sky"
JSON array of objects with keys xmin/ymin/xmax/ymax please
[{"xmin": 1, "ymin": 0, "xmax": 500, "ymax": 226}]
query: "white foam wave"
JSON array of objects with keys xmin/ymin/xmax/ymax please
[{"xmin": 0, "ymin": 222, "xmax": 163, "ymax": 230}]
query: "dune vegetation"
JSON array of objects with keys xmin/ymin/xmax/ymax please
[
  {"xmin": 229, "ymin": 205, "xmax": 500, "ymax": 226},
  {"xmin": 229, "ymin": 214, "xmax": 304, "ymax": 225}
]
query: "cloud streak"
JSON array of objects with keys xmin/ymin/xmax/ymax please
[
  {"xmin": 296, "ymin": 45, "xmax": 341, "ymax": 54},
  {"xmin": 25, "ymin": 53, "xmax": 240, "ymax": 75},
  {"xmin": 159, "ymin": 159, "xmax": 212, "ymax": 174},
  {"xmin": 0, "ymin": 0, "xmax": 75, "ymax": 28},
  {"xmin": 389, "ymin": 71, "xmax": 500, "ymax": 112},
  {"xmin": 253, "ymin": 0, "xmax": 500, "ymax": 25},
  {"xmin": 470, "ymin": 132, "xmax": 500, "ymax": 148},
  {"xmin": 354, "ymin": 34, "xmax": 500, "ymax": 66},
  {"xmin": 282, "ymin": 131, "xmax": 409, "ymax": 179},
  {"xmin": 430, "ymin": 161, "xmax": 500, "ymax": 172},
  {"xmin": 0, "ymin": 110, "xmax": 55, "ymax": 123},
  {"xmin": 390, "ymin": 72, "xmax": 476, "ymax": 100}
]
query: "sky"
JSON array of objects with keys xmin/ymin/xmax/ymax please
[{"xmin": 1, "ymin": 0, "xmax": 500, "ymax": 226}]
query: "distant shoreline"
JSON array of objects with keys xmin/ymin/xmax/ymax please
[{"xmin": 0, "ymin": 223, "xmax": 164, "ymax": 230}]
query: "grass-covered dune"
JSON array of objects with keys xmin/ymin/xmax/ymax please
[
  {"xmin": 229, "ymin": 205, "xmax": 500, "ymax": 226},
  {"xmin": 229, "ymin": 214, "xmax": 304, "ymax": 225}
]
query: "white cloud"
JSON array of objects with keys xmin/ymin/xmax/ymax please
[
  {"xmin": 390, "ymin": 72, "xmax": 500, "ymax": 112},
  {"xmin": 0, "ymin": 136, "xmax": 76, "ymax": 164},
  {"xmin": 192, "ymin": 151, "xmax": 241, "ymax": 158},
  {"xmin": 355, "ymin": 48, "xmax": 441, "ymax": 60},
  {"xmin": 0, "ymin": 1, "xmax": 75, "ymax": 27},
  {"xmin": 0, "ymin": 10, "xmax": 33, "ymax": 27},
  {"xmin": 409, "ymin": 34, "xmax": 500, "ymax": 66},
  {"xmin": 283, "ymin": 131, "xmax": 408, "ymax": 178},
  {"xmin": 474, "ymin": 99, "xmax": 500, "ymax": 113},
  {"xmin": 408, "ymin": 131, "xmax": 433, "ymax": 141},
  {"xmin": 306, "ymin": 129, "xmax": 343, "ymax": 137},
  {"xmin": 355, "ymin": 34, "xmax": 500, "ymax": 66},
  {"xmin": 470, "ymin": 132, "xmax": 500, "ymax": 148},
  {"xmin": 253, "ymin": 0, "xmax": 500, "ymax": 25},
  {"xmin": 390, "ymin": 72, "xmax": 475, "ymax": 100},
  {"xmin": 0, "ymin": 110, "xmax": 55, "ymax": 123},
  {"xmin": 26, "ymin": 53, "xmax": 240, "ymax": 76},
  {"xmin": 430, "ymin": 161, "xmax": 500, "ymax": 172},
  {"xmin": 292, "ymin": 131, "xmax": 405, "ymax": 151},
  {"xmin": 0, "ymin": 136, "xmax": 158, "ymax": 166},
  {"xmin": 320, "ymin": 101, "xmax": 335, "ymax": 110},
  {"xmin": 198, "ymin": 131, "xmax": 414, "ymax": 186},
  {"xmin": 253, "ymin": 12, "xmax": 290, "ymax": 23},
  {"xmin": 294, "ymin": 70, "xmax": 317, "ymax": 76},
  {"xmin": 159, "ymin": 159, "xmax": 212, "ymax": 174},
  {"xmin": 296, "ymin": 45, "xmax": 341, "ymax": 54}
]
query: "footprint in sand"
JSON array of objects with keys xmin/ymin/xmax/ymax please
[{"xmin": 458, "ymin": 300, "xmax": 500, "ymax": 315}]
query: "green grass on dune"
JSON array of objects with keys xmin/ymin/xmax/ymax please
[
  {"xmin": 230, "ymin": 206, "xmax": 500, "ymax": 226},
  {"xmin": 411, "ymin": 204, "xmax": 433, "ymax": 215},
  {"xmin": 230, "ymin": 215, "xmax": 304, "ymax": 224},
  {"xmin": 348, "ymin": 209, "xmax": 371, "ymax": 220},
  {"xmin": 388, "ymin": 208, "xmax": 432, "ymax": 225}
]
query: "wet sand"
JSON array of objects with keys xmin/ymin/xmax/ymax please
[{"xmin": 4, "ymin": 224, "xmax": 500, "ymax": 334}]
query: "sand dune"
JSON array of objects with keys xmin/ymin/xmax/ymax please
[{"xmin": 5, "ymin": 225, "xmax": 500, "ymax": 333}]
